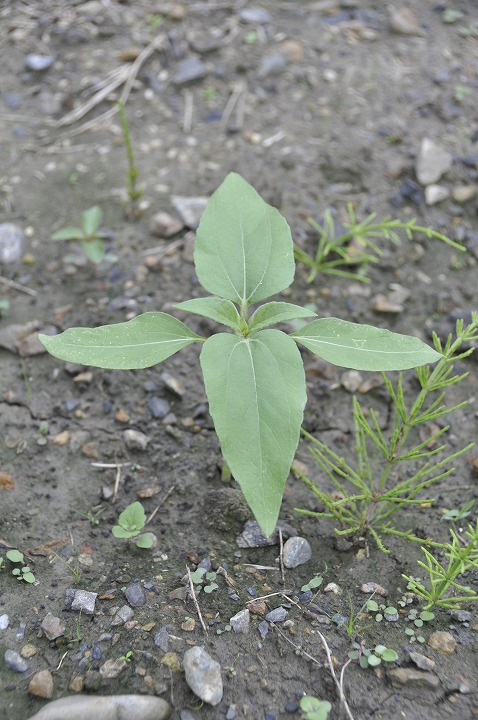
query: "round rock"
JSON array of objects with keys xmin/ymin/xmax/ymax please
[
  {"xmin": 282, "ymin": 536, "xmax": 312, "ymax": 568},
  {"xmin": 24, "ymin": 694, "xmax": 170, "ymax": 720},
  {"xmin": 4, "ymin": 649, "xmax": 29, "ymax": 673},
  {"xmin": 124, "ymin": 582, "xmax": 146, "ymax": 608},
  {"xmin": 183, "ymin": 646, "xmax": 223, "ymax": 706}
]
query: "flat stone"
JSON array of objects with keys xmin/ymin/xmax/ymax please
[
  {"xmin": 265, "ymin": 607, "xmax": 288, "ymax": 623},
  {"xmin": 425, "ymin": 184, "xmax": 450, "ymax": 205},
  {"xmin": 341, "ymin": 370, "xmax": 363, "ymax": 392},
  {"xmin": 183, "ymin": 646, "xmax": 223, "ymax": 706},
  {"xmin": 171, "ymin": 196, "xmax": 208, "ymax": 230},
  {"xmin": 154, "ymin": 627, "xmax": 169, "ymax": 652},
  {"xmin": 409, "ymin": 652, "xmax": 436, "ymax": 671},
  {"xmin": 416, "ymin": 139, "xmax": 453, "ymax": 185},
  {"xmin": 258, "ymin": 53, "xmax": 286, "ymax": 78},
  {"xmin": 4, "ymin": 649, "xmax": 29, "ymax": 673},
  {"xmin": 360, "ymin": 582, "xmax": 388, "ymax": 597},
  {"xmin": 99, "ymin": 658, "xmax": 128, "ymax": 679},
  {"xmin": 41, "ymin": 613, "xmax": 65, "ymax": 641},
  {"xmin": 71, "ymin": 589, "xmax": 97, "ymax": 615},
  {"xmin": 448, "ymin": 609, "xmax": 472, "ymax": 623},
  {"xmin": 25, "ymin": 54, "xmax": 55, "ymax": 71},
  {"xmin": 428, "ymin": 631, "xmax": 457, "ymax": 654},
  {"xmin": 229, "ymin": 609, "xmax": 250, "ymax": 634},
  {"xmin": 148, "ymin": 396, "xmax": 171, "ymax": 419},
  {"xmin": 25, "ymin": 694, "xmax": 170, "ymax": 720},
  {"xmin": 388, "ymin": 668, "xmax": 440, "ymax": 690},
  {"xmin": 124, "ymin": 582, "xmax": 146, "ymax": 608},
  {"xmin": 389, "ymin": 7, "xmax": 426, "ymax": 37},
  {"xmin": 149, "ymin": 211, "xmax": 184, "ymax": 238},
  {"xmin": 111, "ymin": 605, "xmax": 134, "ymax": 626},
  {"xmin": 28, "ymin": 669, "xmax": 54, "ymax": 698},
  {"xmin": 172, "ymin": 57, "xmax": 207, "ymax": 86},
  {"xmin": 0, "ymin": 223, "xmax": 24, "ymax": 263},
  {"xmin": 451, "ymin": 185, "xmax": 477, "ymax": 203},
  {"xmin": 0, "ymin": 614, "xmax": 9, "ymax": 630},
  {"xmin": 124, "ymin": 429, "xmax": 150, "ymax": 451},
  {"xmin": 240, "ymin": 7, "xmax": 271, "ymax": 23},
  {"xmin": 282, "ymin": 536, "xmax": 311, "ymax": 568}
]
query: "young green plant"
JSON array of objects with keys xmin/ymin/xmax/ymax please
[
  {"xmin": 112, "ymin": 501, "xmax": 153, "ymax": 549},
  {"xmin": 40, "ymin": 173, "xmax": 442, "ymax": 537},
  {"xmin": 295, "ymin": 314, "xmax": 477, "ymax": 551},
  {"xmin": 117, "ymin": 100, "xmax": 142, "ymax": 219},
  {"xmin": 52, "ymin": 206, "xmax": 110, "ymax": 264}
]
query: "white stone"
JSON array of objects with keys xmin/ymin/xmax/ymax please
[
  {"xmin": 416, "ymin": 139, "xmax": 453, "ymax": 185},
  {"xmin": 425, "ymin": 184, "xmax": 450, "ymax": 205}
]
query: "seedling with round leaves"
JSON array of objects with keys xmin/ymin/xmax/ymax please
[
  {"xmin": 299, "ymin": 696, "xmax": 332, "ymax": 720},
  {"xmin": 111, "ymin": 501, "xmax": 153, "ymax": 549},
  {"xmin": 52, "ymin": 206, "xmax": 112, "ymax": 264},
  {"xmin": 6, "ymin": 549, "xmax": 36, "ymax": 584},
  {"xmin": 40, "ymin": 173, "xmax": 442, "ymax": 537},
  {"xmin": 348, "ymin": 642, "xmax": 398, "ymax": 669},
  {"xmin": 190, "ymin": 566, "xmax": 219, "ymax": 593}
]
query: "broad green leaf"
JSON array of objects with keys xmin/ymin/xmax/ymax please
[
  {"xmin": 174, "ymin": 297, "xmax": 241, "ymax": 332},
  {"xmin": 51, "ymin": 227, "xmax": 85, "ymax": 241},
  {"xmin": 81, "ymin": 238, "xmax": 105, "ymax": 264},
  {"xmin": 381, "ymin": 648, "xmax": 398, "ymax": 662},
  {"xmin": 82, "ymin": 206, "xmax": 102, "ymax": 237},
  {"xmin": 194, "ymin": 173, "xmax": 295, "ymax": 305},
  {"xmin": 118, "ymin": 501, "xmax": 146, "ymax": 531},
  {"xmin": 249, "ymin": 301, "xmax": 317, "ymax": 333},
  {"xmin": 38, "ymin": 312, "xmax": 203, "ymax": 369},
  {"xmin": 6, "ymin": 549, "xmax": 23, "ymax": 563},
  {"xmin": 135, "ymin": 534, "xmax": 154, "ymax": 549},
  {"xmin": 112, "ymin": 525, "xmax": 137, "ymax": 539},
  {"xmin": 291, "ymin": 318, "xmax": 442, "ymax": 371},
  {"xmin": 200, "ymin": 329, "xmax": 306, "ymax": 536}
]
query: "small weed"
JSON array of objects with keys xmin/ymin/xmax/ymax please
[
  {"xmin": 454, "ymin": 84, "xmax": 471, "ymax": 103},
  {"xmin": 190, "ymin": 567, "xmax": 219, "ymax": 593},
  {"xmin": 365, "ymin": 599, "xmax": 399, "ymax": 623},
  {"xmin": 244, "ymin": 31, "xmax": 258, "ymax": 45},
  {"xmin": 348, "ymin": 642, "xmax": 398, "ymax": 669},
  {"xmin": 294, "ymin": 205, "xmax": 463, "ymax": 284},
  {"xmin": 216, "ymin": 624, "xmax": 232, "ymax": 635},
  {"xmin": 117, "ymin": 100, "xmax": 143, "ymax": 219},
  {"xmin": 6, "ymin": 550, "xmax": 36, "ymax": 584},
  {"xmin": 442, "ymin": 500, "xmax": 474, "ymax": 523},
  {"xmin": 119, "ymin": 650, "xmax": 133, "ymax": 662},
  {"xmin": 301, "ymin": 575, "xmax": 323, "ymax": 593},
  {"xmin": 403, "ymin": 522, "xmax": 478, "ymax": 609},
  {"xmin": 52, "ymin": 206, "xmax": 112, "ymax": 264},
  {"xmin": 0, "ymin": 298, "xmax": 10, "ymax": 317},
  {"xmin": 112, "ymin": 501, "xmax": 153, "ymax": 549},
  {"xmin": 299, "ymin": 696, "xmax": 332, "ymax": 720}
]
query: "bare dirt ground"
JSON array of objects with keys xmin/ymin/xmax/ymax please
[{"xmin": 1, "ymin": 1, "xmax": 477, "ymax": 719}]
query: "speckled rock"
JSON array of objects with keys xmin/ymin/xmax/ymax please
[
  {"xmin": 183, "ymin": 646, "xmax": 223, "ymax": 706},
  {"xmin": 282, "ymin": 536, "xmax": 312, "ymax": 568},
  {"xmin": 428, "ymin": 631, "xmax": 457, "ymax": 654}
]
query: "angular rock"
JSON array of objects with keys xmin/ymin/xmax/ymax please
[
  {"xmin": 388, "ymin": 668, "xmax": 440, "ymax": 690},
  {"xmin": 41, "ymin": 613, "xmax": 65, "ymax": 641},
  {"xmin": 111, "ymin": 605, "xmax": 135, "ymax": 626},
  {"xmin": 428, "ymin": 631, "xmax": 457, "ymax": 654},
  {"xmin": 25, "ymin": 695, "xmax": 170, "ymax": 720},
  {"xmin": 171, "ymin": 196, "xmax": 208, "ymax": 230},
  {"xmin": 150, "ymin": 211, "xmax": 184, "ymax": 238},
  {"xmin": 124, "ymin": 582, "xmax": 146, "ymax": 608},
  {"xmin": 28, "ymin": 669, "xmax": 54, "ymax": 698},
  {"xmin": 425, "ymin": 184, "xmax": 450, "ymax": 205},
  {"xmin": 0, "ymin": 223, "xmax": 24, "ymax": 263},
  {"xmin": 416, "ymin": 139, "xmax": 453, "ymax": 185},
  {"xmin": 229, "ymin": 609, "xmax": 250, "ymax": 634},
  {"xmin": 409, "ymin": 652, "xmax": 436, "ymax": 671},
  {"xmin": 360, "ymin": 582, "xmax": 388, "ymax": 597},
  {"xmin": 25, "ymin": 54, "xmax": 55, "ymax": 71},
  {"xmin": 124, "ymin": 429, "xmax": 150, "ymax": 451},
  {"xmin": 148, "ymin": 396, "xmax": 171, "ymax": 419},
  {"xmin": 172, "ymin": 57, "xmax": 207, "ymax": 86},
  {"xmin": 265, "ymin": 607, "xmax": 288, "ymax": 623},
  {"xmin": 0, "ymin": 614, "xmax": 9, "ymax": 630},
  {"xmin": 154, "ymin": 627, "xmax": 169, "ymax": 652},
  {"xmin": 70, "ymin": 589, "xmax": 97, "ymax": 615},
  {"xmin": 282, "ymin": 536, "xmax": 311, "ymax": 568},
  {"xmin": 389, "ymin": 7, "xmax": 426, "ymax": 37},
  {"xmin": 4, "ymin": 649, "xmax": 28, "ymax": 673},
  {"xmin": 99, "ymin": 658, "xmax": 128, "ymax": 679},
  {"xmin": 183, "ymin": 646, "xmax": 223, "ymax": 706},
  {"xmin": 448, "ymin": 609, "xmax": 472, "ymax": 623},
  {"xmin": 340, "ymin": 370, "xmax": 363, "ymax": 393}
]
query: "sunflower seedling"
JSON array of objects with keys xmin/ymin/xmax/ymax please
[
  {"xmin": 40, "ymin": 173, "xmax": 443, "ymax": 537},
  {"xmin": 112, "ymin": 501, "xmax": 153, "ymax": 549},
  {"xmin": 52, "ymin": 206, "xmax": 112, "ymax": 264}
]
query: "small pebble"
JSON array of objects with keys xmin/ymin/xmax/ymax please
[
  {"xmin": 41, "ymin": 613, "xmax": 65, "ymax": 641},
  {"xmin": 28, "ymin": 669, "xmax": 54, "ymax": 698},
  {"xmin": 409, "ymin": 651, "xmax": 436, "ymax": 671},
  {"xmin": 123, "ymin": 429, "xmax": 150, "ymax": 451},
  {"xmin": 149, "ymin": 211, "xmax": 183, "ymax": 238},
  {"xmin": 124, "ymin": 582, "xmax": 146, "ymax": 608},
  {"xmin": 448, "ymin": 609, "xmax": 471, "ymax": 623},
  {"xmin": 71, "ymin": 589, "xmax": 97, "ymax": 615},
  {"xmin": 4, "ymin": 649, "xmax": 29, "ymax": 673},
  {"xmin": 240, "ymin": 7, "xmax": 271, "ymax": 23},
  {"xmin": 147, "ymin": 396, "xmax": 170, "ymax": 419},
  {"xmin": 0, "ymin": 614, "xmax": 9, "ymax": 630},
  {"xmin": 171, "ymin": 196, "xmax": 208, "ymax": 230},
  {"xmin": 388, "ymin": 668, "xmax": 439, "ymax": 689},
  {"xmin": 265, "ymin": 607, "xmax": 288, "ymax": 623},
  {"xmin": 25, "ymin": 53, "xmax": 55, "ymax": 71},
  {"xmin": 324, "ymin": 582, "xmax": 342, "ymax": 595},
  {"xmin": 183, "ymin": 646, "xmax": 223, "ymax": 706},
  {"xmin": 258, "ymin": 620, "xmax": 269, "ymax": 639},
  {"xmin": 416, "ymin": 138, "xmax": 453, "ymax": 185},
  {"xmin": 111, "ymin": 605, "xmax": 135, "ymax": 626},
  {"xmin": 425, "ymin": 184, "xmax": 450, "ymax": 205},
  {"xmin": 282, "ymin": 537, "xmax": 311, "ymax": 568},
  {"xmin": 25, "ymin": 694, "xmax": 170, "ymax": 720},
  {"xmin": 360, "ymin": 582, "xmax": 388, "ymax": 596},
  {"xmin": 229, "ymin": 609, "xmax": 250, "ymax": 634},
  {"xmin": 0, "ymin": 223, "xmax": 24, "ymax": 263},
  {"xmin": 172, "ymin": 57, "xmax": 207, "ymax": 86},
  {"xmin": 428, "ymin": 631, "xmax": 457, "ymax": 654},
  {"xmin": 99, "ymin": 658, "xmax": 128, "ymax": 679},
  {"xmin": 154, "ymin": 627, "xmax": 169, "ymax": 653}
]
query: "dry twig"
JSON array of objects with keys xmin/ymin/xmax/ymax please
[{"xmin": 186, "ymin": 566, "xmax": 209, "ymax": 636}]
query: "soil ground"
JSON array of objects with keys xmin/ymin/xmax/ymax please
[{"xmin": 1, "ymin": 1, "xmax": 477, "ymax": 719}]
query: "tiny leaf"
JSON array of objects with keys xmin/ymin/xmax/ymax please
[
  {"xmin": 51, "ymin": 227, "xmax": 85, "ymax": 241},
  {"xmin": 367, "ymin": 600, "xmax": 379, "ymax": 612},
  {"xmin": 248, "ymin": 302, "xmax": 317, "ymax": 333},
  {"xmin": 174, "ymin": 297, "xmax": 241, "ymax": 332},
  {"xmin": 191, "ymin": 568, "xmax": 207, "ymax": 583},
  {"xmin": 22, "ymin": 572, "xmax": 36, "ymax": 584},
  {"xmin": 38, "ymin": 312, "xmax": 203, "ymax": 369},
  {"xmin": 81, "ymin": 238, "xmax": 105, "ymax": 264},
  {"xmin": 135, "ymin": 534, "xmax": 154, "ymax": 549},
  {"xmin": 117, "ymin": 501, "xmax": 146, "ymax": 532},
  {"xmin": 6, "ymin": 550, "xmax": 23, "ymax": 563},
  {"xmin": 291, "ymin": 318, "xmax": 442, "ymax": 371},
  {"xmin": 112, "ymin": 525, "xmax": 138, "ymax": 539},
  {"xmin": 194, "ymin": 173, "xmax": 295, "ymax": 305},
  {"xmin": 368, "ymin": 654, "xmax": 381, "ymax": 667},
  {"xmin": 419, "ymin": 611, "xmax": 435, "ymax": 622},
  {"xmin": 82, "ymin": 206, "xmax": 103, "ymax": 237},
  {"xmin": 381, "ymin": 648, "xmax": 398, "ymax": 662},
  {"xmin": 204, "ymin": 582, "xmax": 218, "ymax": 593}
]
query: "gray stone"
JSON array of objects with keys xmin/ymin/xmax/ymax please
[
  {"xmin": 154, "ymin": 627, "xmax": 169, "ymax": 652},
  {"xmin": 282, "ymin": 536, "xmax": 312, "ymax": 568},
  {"xmin": 41, "ymin": 613, "xmax": 65, "ymax": 641},
  {"xmin": 388, "ymin": 668, "xmax": 440, "ymax": 690},
  {"xmin": 265, "ymin": 607, "xmax": 288, "ymax": 623},
  {"xmin": 172, "ymin": 57, "xmax": 207, "ymax": 86},
  {"xmin": 409, "ymin": 652, "xmax": 436, "ymax": 671},
  {"xmin": 448, "ymin": 609, "xmax": 472, "ymax": 623},
  {"xmin": 124, "ymin": 582, "xmax": 146, "ymax": 608},
  {"xmin": 149, "ymin": 211, "xmax": 184, "ymax": 238},
  {"xmin": 341, "ymin": 370, "xmax": 363, "ymax": 393},
  {"xmin": 425, "ymin": 184, "xmax": 449, "ymax": 205},
  {"xmin": 71, "ymin": 589, "xmax": 97, "ymax": 615},
  {"xmin": 161, "ymin": 372, "xmax": 185, "ymax": 397},
  {"xmin": 240, "ymin": 7, "xmax": 271, "ymax": 23},
  {"xmin": 25, "ymin": 54, "xmax": 55, "ymax": 71},
  {"xmin": 0, "ymin": 223, "xmax": 24, "ymax": 263},
  {"xmin": 148, "ymin": 396, "xmax": 170, "ymax": 419},
  {"xmin": 183, "ymin": 646, "xmax": 223, "ymax": 706},
  {"xmin": 258, "ymin": 53, "xmax": 286, "ymax": 78},
  {"xmin": 360, "ymin": 582, "xmax": 388, "ymax": 597},
  {"xmin": 451, "ymin": 185, "xmax": 477, "ymax": 203},
  {"xmin": 123, "ymin": 429, "xmax": 150, "ymax": 451},
  {"xmin": 111, "ymin": 605, "xmax": 134, "ymax": 626},
  {"xmin": 171, "ymin": 196, "xmax": 208, "ymax": 230},
  {"xmin": 25, "ymin": 694, "xmax": 170, "ymax": 720},
  {"xmin": 99, "ymin": 658, "xmax": 128, "ymax": 679},
  {"xmin": 4, "ymin": 649, "xmax": 28, "ymax": 673},
  {"xmin": 0, "ymin": 614, "xmax": 9, "ymax": 630},
  {"xmin": 416, "ymin": 139, "xmax": 453, "ymax": 185},
  {"xmin": 229, "ymin": 609, "xmax": 250, "ymax": 634}
]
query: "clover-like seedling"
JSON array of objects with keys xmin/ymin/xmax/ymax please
[
  {"xmin": 40, "ymin": 173, "xmax": 442, "ymax": 537},
  {"xmin": 112, "ymin": 501, "xmax": 153, "ymax": 549},
  {"xmin": 190, "ymin": 566, "xmax": 219, "ymax": 593},
  {"xmin": 6, "ymin": 549, "xmax": 36, "ymax": 583},
  {"xmin": 52, "ymin": 206, "xmax": 111, "ymax": 264},
  {"xmin": 299, "ymin": 696, "xmax": 332, "ymax": 720},
  {"xmin": 348, "ymin": 642, "xmax": 398, "ymax": 669}
]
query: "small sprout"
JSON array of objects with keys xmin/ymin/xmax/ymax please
[
  {"xmin": 112, "ymin": 502, "xmax": 152, "ymax": 549},
  {"xmin": 442, "ymin": 500, "xmax": 474, "ymax": 523},
  {"xmin": 301, "ymin": 575, "xmax": 323, "ymax": 593},
  {"xmin": 52, "ymin": 206, "xmax": 111, "ymax": 264},
  {"xmin": 299, "ymin": 696, "xmax": 332, "ymax": 720},
  {"xmin": 366, "ymin": 599, "xmax": 379, "ymax": 612},
  {"xmin": 6, "ymin": 550, "xmax": 36, "ymax": 583},
  {"xmin": 6, "ymin": 549, "xmax": 24, "ymax": 563}
]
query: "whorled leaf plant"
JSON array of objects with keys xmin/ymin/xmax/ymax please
[{"xmin": 39, "ymin": 173, "xmax": 442, "ymax": 536}]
